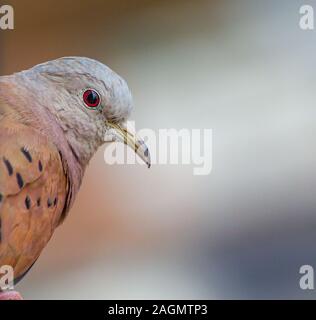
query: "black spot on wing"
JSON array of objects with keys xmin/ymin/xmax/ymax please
[
  {"xmin": 38, "ymin": 160, "xmax": 43, "ymax": 172},
  {"xmin": 3, "ymin": 157, "xmax": 13, "ymax": 176},
  {"xmin": 16, "ymin": 173, "xmax": 24, "ymax": 189},
  {"xmin": 47, "ymin": 198, "xmax": 52, "ymax": 208},
  {"xmin": 37, "ymin": 198, "xmax": 41, "ymax": 207},
  {"xmin": 25, "ymin": 196, "xmax": 31, "ymax": 210},
  {"xmin": 21, "ymin": 147, "xmax": 32, "ymax": 163}
]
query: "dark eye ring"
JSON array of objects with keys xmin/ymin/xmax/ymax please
[{"xmin": 83, "ymin": 89, "xmax": 101, "ymax": 109}]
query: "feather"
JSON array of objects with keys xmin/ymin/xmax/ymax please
[{"xmin": 0, "ymin": 113, "xmax": 68, "ymax": 280}]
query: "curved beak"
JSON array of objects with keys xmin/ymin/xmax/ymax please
[{"xmin": 105, "ymin": 122, "xmax": 151, "ymax": 168}]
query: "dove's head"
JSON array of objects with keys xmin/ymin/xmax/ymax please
[{"xmin": 14, "ymin": 57, "xmax": 150, "ymax": 168}]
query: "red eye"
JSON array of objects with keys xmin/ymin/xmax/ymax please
[{"xmin": 83, "ymin": 89, "xmax": 101, "ymax": 108}]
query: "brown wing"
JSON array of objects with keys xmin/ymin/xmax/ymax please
[{"xmin": 0, "ymin": 117, "xmax": 68, "ymax": 280}]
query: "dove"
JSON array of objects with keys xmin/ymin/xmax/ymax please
[{"xmin": 0, "ymin": 57, "xmax": 150, "ymax": 299}]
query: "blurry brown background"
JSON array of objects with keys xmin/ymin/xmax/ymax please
[{"xmin": 1, "ymin": 0, "xmax": 316, "ymax": 299}]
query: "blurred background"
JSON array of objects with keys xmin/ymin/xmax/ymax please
[{"xmin": 1, "ymin": 0, "xmax": 316, "ymax": 299}]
